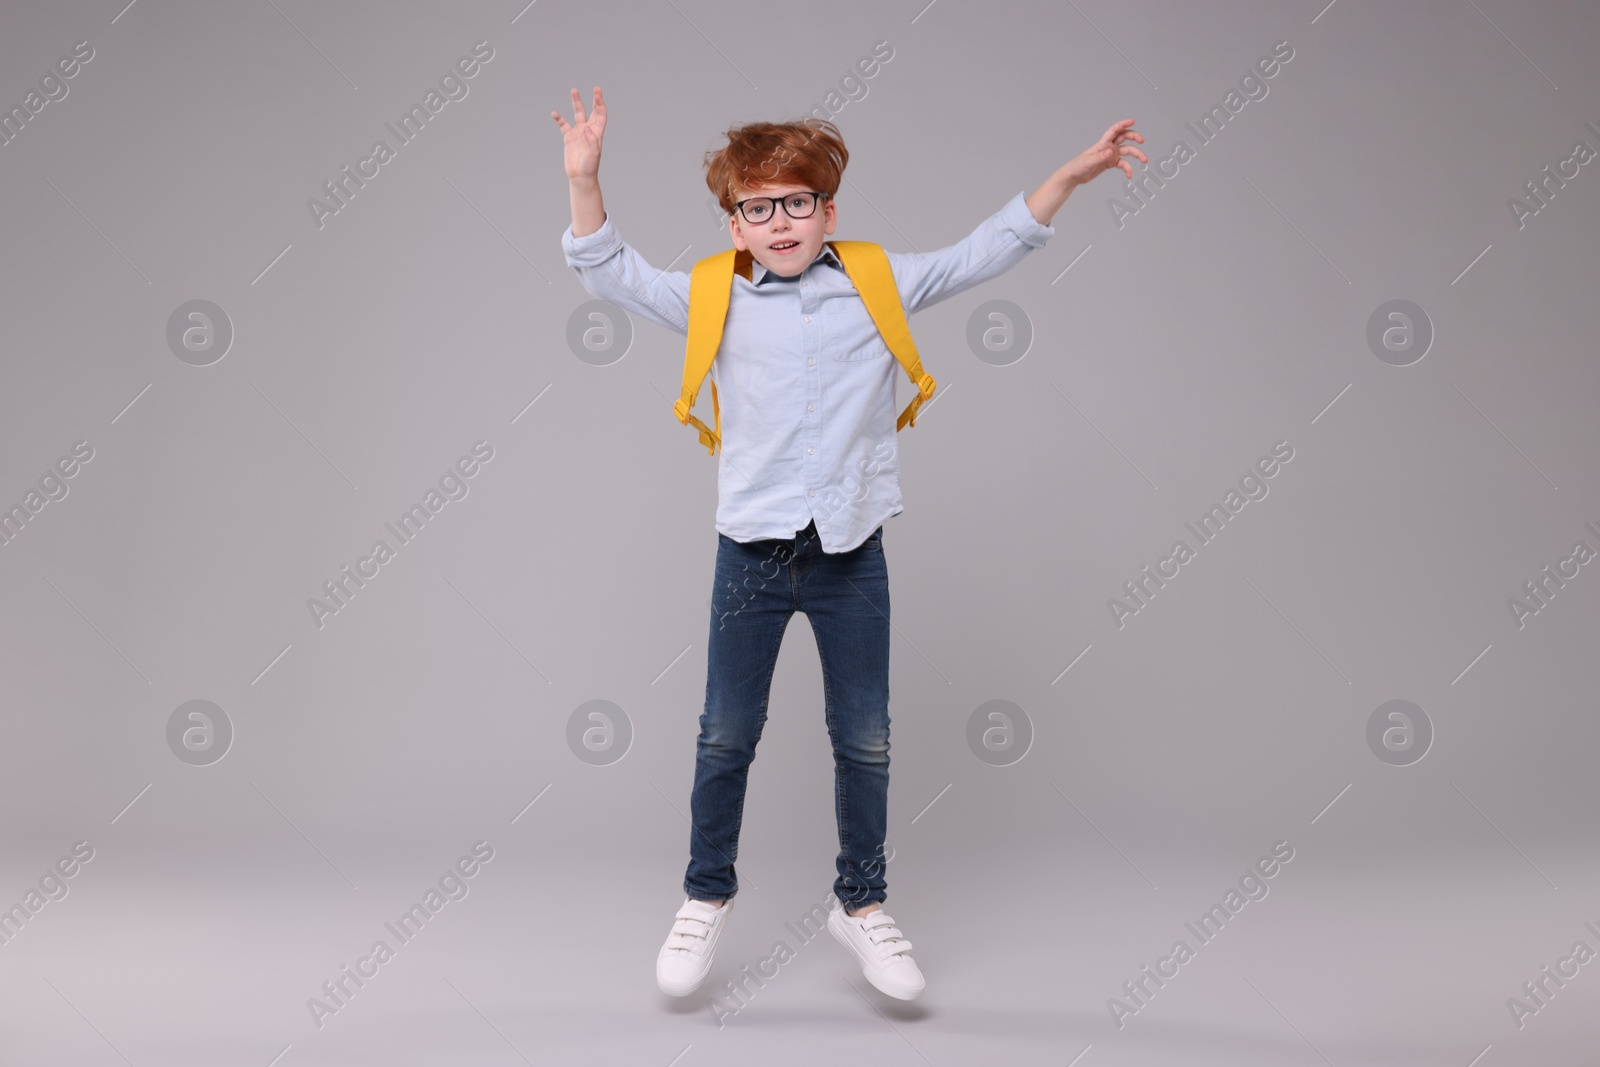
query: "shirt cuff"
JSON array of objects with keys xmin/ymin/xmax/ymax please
[
  {"xmin": 561, "ymin": 212, "xmax": 622, "ymax": 266},
  {"xmin": 1001, "ymin": 190, "xmax": 1054, "ymax": 247}
]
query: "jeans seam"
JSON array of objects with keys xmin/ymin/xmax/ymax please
[{"xmin": 825, "ymin": 644, "xmax": 849, "ymax": 898}]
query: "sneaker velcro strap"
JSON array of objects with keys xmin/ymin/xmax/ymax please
[
  {"xmin": 873, "ymin": 937, "xmax": 913, "ymax": 958},
  {"xmin": 670, "ymin": 918, "xmax": 710, "ymax": 938},
  {"xmin": 861, "ymin": 915, "xmax": 913, "ymax": 957}
]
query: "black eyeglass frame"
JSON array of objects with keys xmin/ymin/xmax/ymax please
[{"xmin": 731, "ymin": 190, "xmax": 830, "ymax": 225}]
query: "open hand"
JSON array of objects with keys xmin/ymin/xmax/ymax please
[
  {"xmin": 552, "ymin": 86, "xmax": 606, "ymax": 182},
  {"xmin": 1063, "ymin": 119, "xmax": 1146, "ymax": 186}
]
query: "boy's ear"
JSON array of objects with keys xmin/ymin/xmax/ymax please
[{"xmin": 729, "ymin": 216, "xmax": 748, "ymax": 250}]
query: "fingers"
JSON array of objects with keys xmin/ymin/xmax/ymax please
[
  {"xmin": 557, "ymin": 86, "xmax": 604, "ymax": 132},
  {"xmin": 1107, "ymin": 119, "xmax": 1143, "ymax": 145}
]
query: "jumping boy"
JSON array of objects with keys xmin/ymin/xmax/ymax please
[{"xmin": 552, "ymin": 85, "xmax": 1143, "ymax": 1002}]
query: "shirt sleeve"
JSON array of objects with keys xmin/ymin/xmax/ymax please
[
  {"xmin": 884, "ymin": 190, "xmax": 1054, "ymax": 315},
  {"xmin": 561, "ymin": 213, "xmax": 692, "ymax": 335}
]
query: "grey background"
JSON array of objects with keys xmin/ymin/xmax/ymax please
[{"xmin": 2, "ymin": 0, "xmax": 1598, "ymax": 1063}]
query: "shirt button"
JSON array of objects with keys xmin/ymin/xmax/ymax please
[
  {"xmin": 807, "ymin": 448, "xmax": 815, "ymax": 455},
  {"xmin": 807, "ymin": 403, "xmax": 815, "ymax": 411},
  {"xmin": 804, "ymin": 315, "xmax": 811, "ymax": 322},
  {"xmin": 807, "ymin": 358, "xmax": 815, "ymax": 366}
]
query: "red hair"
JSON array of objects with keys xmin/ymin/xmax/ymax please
[{"xmin": 703, "ymin": 118, "xmax": 849, "ymax": 216}]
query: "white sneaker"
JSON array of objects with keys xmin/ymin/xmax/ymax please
[
  {"xmin": 827, "ymin": 899, "xmax": 925, "ymax": 1000},
  {"xmin": 656, "ymin": 896, "xmax": 734, "ymax": 996}
]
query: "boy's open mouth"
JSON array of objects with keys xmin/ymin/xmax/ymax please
[{"xmin": 771, "ymin": 241, "xmax": 800, "ymax": 253}]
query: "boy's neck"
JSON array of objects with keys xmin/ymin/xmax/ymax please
[{"xmin": 757, "ymin": 244, "xmax": 828, "ymax": 283}]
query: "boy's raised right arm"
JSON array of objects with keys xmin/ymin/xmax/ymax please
[
  {"xmin": 553, "ymin": 86, "xmax": 607, "ymax": 237},
  {"xmin": 552, "ymin": 86, "xmax": 691, "ymax": 334}
]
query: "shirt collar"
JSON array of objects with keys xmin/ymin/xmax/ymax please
[{"xmin": 751, "ymin": 243, "xmax": 842, "ymax": 286}]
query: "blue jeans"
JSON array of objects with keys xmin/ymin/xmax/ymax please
[{"xmin": 684, "ymin": 520, "xmax": 892, "ymax": 910}]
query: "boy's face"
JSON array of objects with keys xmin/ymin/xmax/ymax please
[{"xmin": 728, "ymin": 181, "xmax": 837, "ymax": 278}]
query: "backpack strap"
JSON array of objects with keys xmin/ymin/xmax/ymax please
[
  {"xmin": 677, "ymin": 247, "xmax": 753, "ymax": 456},
  {"xmin": 826, "ymin": 240, "xmax": 937, "ymax": 431}
]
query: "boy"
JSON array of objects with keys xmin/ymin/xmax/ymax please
[{"xmin": 552, "ymin": 86, "xmax": 1143, "ymax": 1002}]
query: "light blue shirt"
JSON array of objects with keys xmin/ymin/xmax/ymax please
[{"xmin": 560, "ymin": 190, "xmax": 1054, "ymax": 553}]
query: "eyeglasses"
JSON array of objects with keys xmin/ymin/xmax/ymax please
[{"xmin": 732, "ymin": 191, "xmax": 829, "ymax": 225}]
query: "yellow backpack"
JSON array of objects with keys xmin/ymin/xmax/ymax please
[{"xmin": 674, "ymin": 241, "xmax": 937, "ymax": 457}]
